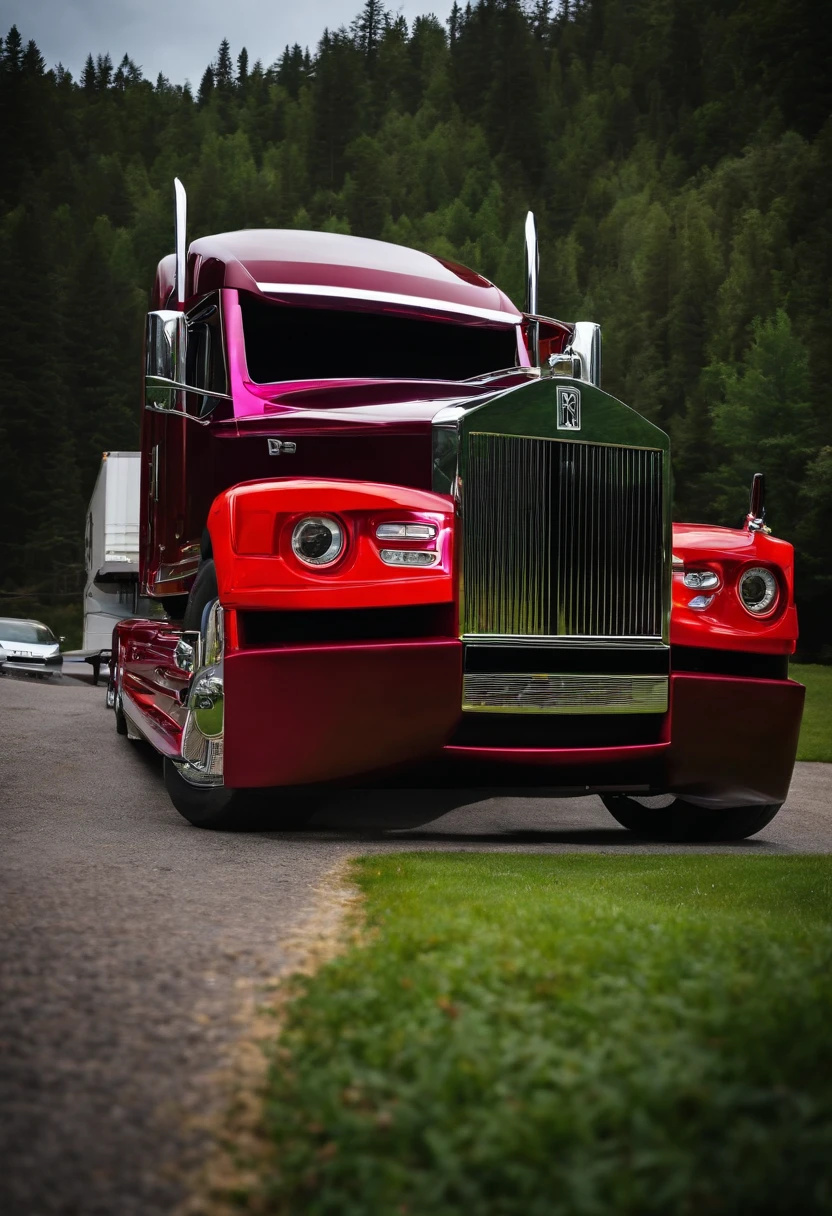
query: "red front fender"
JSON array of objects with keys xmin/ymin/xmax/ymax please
[{"xmin": 207, "ymin": 478, "xmax": 455, "ymax": 611}]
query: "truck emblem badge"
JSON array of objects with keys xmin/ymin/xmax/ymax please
[
  {"xmin": 267, "ymin": 438, "xmax": 297, "ymax": 455},
  {"xmin": 557, "ymin": 385, "xmax": 581, "ymax": 431}
]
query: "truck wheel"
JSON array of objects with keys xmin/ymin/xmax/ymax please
[
  {"xmin": 163, "ymin": 757, "xmax": 259, "ymax": 828},
  {"xmin": 163, "ymin": 759, "xmax": 318, "ymax": 831},
  {"xmin": 182, "ymin": 559, "xmax": 218, "ymax": 631},
  {"xmin": 601, "ymin": 795, "xmax": 782, "ymax": 842},
  {"xmin": 162, "ymin": 595, "xmax": 188, "ymax": 621},
  {"xmin": 114, "ymin": 690, "xmax": 129, "ymax": 735},
  {"xmin": 169, "ymin": 559, "xmax": 318, "ymax": 831}
]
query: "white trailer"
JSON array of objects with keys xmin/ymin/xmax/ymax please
[{"xmin": 66, "ymin": 452, "xmax": 149, "ymax": 683}]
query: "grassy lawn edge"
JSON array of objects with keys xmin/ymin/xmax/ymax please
[
  {"xmin": 225, "ymin": 852, "xmax": 832, "ymax": 1215},
  {"xmin": 792, "ymin": 663, "xmax": 832, "ymax": 762}
]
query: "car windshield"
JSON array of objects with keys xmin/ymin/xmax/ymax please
[
  {"xmin": 0, "ymin": 619, "xmax": 56, "ymax": 644},
  {"xmin": 240, "ymin": 296, "xmax": 520, "ymax": 384}
]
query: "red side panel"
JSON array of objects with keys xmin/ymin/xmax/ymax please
[
  {"xmin": 666, "ymin": 673, "xmax": 804, "ymax": 807},
  {"xmin": 222, "ymin": 639, "xmax": 462, "ymax": 788},
  {"xmin": 208, "ymin": 478, "xmax": 455, "ymax": 611},
  {"xmin": 114, "ymin": 618, "xmax": 190, "ymax": 756}
]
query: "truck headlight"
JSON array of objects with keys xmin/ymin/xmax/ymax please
[
  {"xmin": 291, "ymin": 516, "xmax": 344, "ymax": 566},
  {"xmin": 738, "ymin": 567, "xmax": 778, "ymax": 615}
]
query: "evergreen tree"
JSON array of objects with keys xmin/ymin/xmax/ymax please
[
  {"xmin": 355, "ymin": 0, "xmax": 390, "ymax": 67},
  {"xmin": 3, "ymin": 23, "xmax": 22, "ymax": 71},
  {"xmin": 707, "ymin": 311, "xmax": 815, "ymax": 536},
  {"xmin": 81, "ymin": 52, "xmax": 96, "ymax": 92},
  {"xmin": 198, "ymin": 64, "xmax": 215, "ymax": 105},
  {"xmin": 215, "ymin": 38, "xmax": 233, "ymax": 90}
]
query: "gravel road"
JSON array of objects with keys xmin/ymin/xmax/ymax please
[{"xmin": 1, "ymin": 667, "xmax": 830, "ymax": 1216}]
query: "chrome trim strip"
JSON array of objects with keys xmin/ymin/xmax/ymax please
[
  {"xmin": 469, "ymin": 429, "xmax": 664, "ymax": 453},
  {"xmin": 155, "ymin": 558, "xmax": 201, "ymax": 586},
  {"xmin": 462, "ymin": 672, "xmax": 669, "ymax": 715},
  {"xmin": 255, "ymin": 282, "xmax": 521, "ymax": 326},
  {"xmin": 462, "ymin": 634, "xmax": 667, "ymax": 648}
]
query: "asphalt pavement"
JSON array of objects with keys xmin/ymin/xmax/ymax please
[{"xmin": 1, "ymin": 666, "xmax": 830, "ymax": 1215}]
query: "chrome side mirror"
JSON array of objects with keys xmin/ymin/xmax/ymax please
[
  {"xmin": 145, "ymin": 310, "xmax": 186, "ymax": 410},
  {"xmin": 567, "ymin": 322, "xmax": 602, "ymax": 388},
  {"xmin": 146, "ymin": 310, "xmax": 186, "ymax": 383}
]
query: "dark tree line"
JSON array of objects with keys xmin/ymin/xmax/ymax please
[{"xmin": 0, "ymin": 0, "xmax": 830, "ymax": 652}]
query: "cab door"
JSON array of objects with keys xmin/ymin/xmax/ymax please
[{"xmin": 141, "ymin": 292, "xmax": 231, "ymax": 600}]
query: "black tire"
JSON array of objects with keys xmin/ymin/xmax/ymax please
[
  {"xmin": 163, "ymin": 757, "xmax": 261, "ymax": 829},
  {"xmin": 114, "ymin": 692, "xmax": 128, "ymax": 735},
  {"xmin": 161, "ymin": 594, "xmax": 188, "ymax": 621},
  {"xmin": 164, "ymin": 758, "xmax": 318, "ymax": 831},
  {"xmin": 183, "ymin": 558, "xmax": 218, "ymax": 632},
  {"xmin": 601, "ymin": 795, "xmax": 783, "ymax": 842},
  {"xmin": 167, "ymin": 559, "xmax": 319, "ymax": 831}
]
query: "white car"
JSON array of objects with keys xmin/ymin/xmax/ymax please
[{"xmin": 0, "ymin": 618, "xmax": 63, "ymax": 678}]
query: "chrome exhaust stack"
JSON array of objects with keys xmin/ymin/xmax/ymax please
[
  {"xmin": 174, "ymin": 177, "xmax": 187, "ymax": 311},
  {"xmin": 524, "ymin": 211, "xmax": 539, "ymax": 369}
]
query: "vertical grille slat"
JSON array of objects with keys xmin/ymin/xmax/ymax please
[{"xmin": 463, "ymin": 434, "xmax": 665, "ymax": 640}]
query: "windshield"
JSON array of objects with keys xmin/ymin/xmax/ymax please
[
  {"xmin": 241, "ymin": 296, "xmax": 520, "ymax": 384},
  {"xmin": 0, "ymin": 619, "xmax": 56, "ymax": 644}
]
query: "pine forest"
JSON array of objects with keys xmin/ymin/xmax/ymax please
[{"xmin": 0, "ymin": 0, "xmax": 830, "ymax": 653}]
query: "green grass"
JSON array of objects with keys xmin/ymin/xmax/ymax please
[
  {"xmin": 793, "ymin": 663, "xmax": 832, "ymax": 762},
  {"xmin": 251, "ymin": 855, "xmax": 832, "ymax": 1215}
]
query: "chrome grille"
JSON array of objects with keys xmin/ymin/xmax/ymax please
[{"xmin": 462, "ymin": 433, "xmax": 665, "ymax": 639}]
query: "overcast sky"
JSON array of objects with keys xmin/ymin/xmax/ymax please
[{"xmin": 0, "ymin": 0, "xmax": 456, "ymax": 86}]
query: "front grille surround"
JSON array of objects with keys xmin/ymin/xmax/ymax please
[{"xmin": 461, "ymin": 432, "xmax": 669, "ymax": 644}]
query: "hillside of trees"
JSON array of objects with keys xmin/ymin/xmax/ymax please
[{"xmin": 0, "ymin": 0, "xmax": 830, "ymax": 652}]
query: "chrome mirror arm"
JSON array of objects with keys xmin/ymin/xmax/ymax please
[
  {"xmin": 746, "ymin": 472, "xmax": 770, "ymax": 533},
  {"xmin": 144, "ymin": 402, "xmax": 212, "ymax": 426},
  {"xmin": 145, "ymin": 375, "xmax": 232, "ymax": 402}
]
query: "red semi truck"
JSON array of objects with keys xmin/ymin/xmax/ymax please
[{"xmin": 108, "ymin": 180, "xmax": 804, "ymax": 836}]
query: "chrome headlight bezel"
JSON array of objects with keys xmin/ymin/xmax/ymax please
[
  {"xmin": 291, "ymin": 516, "xmax": 345, "ymax": 567},
  {"xmin": 737, "ymin": 566, "xmax": 779, "ymax": 617}
]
